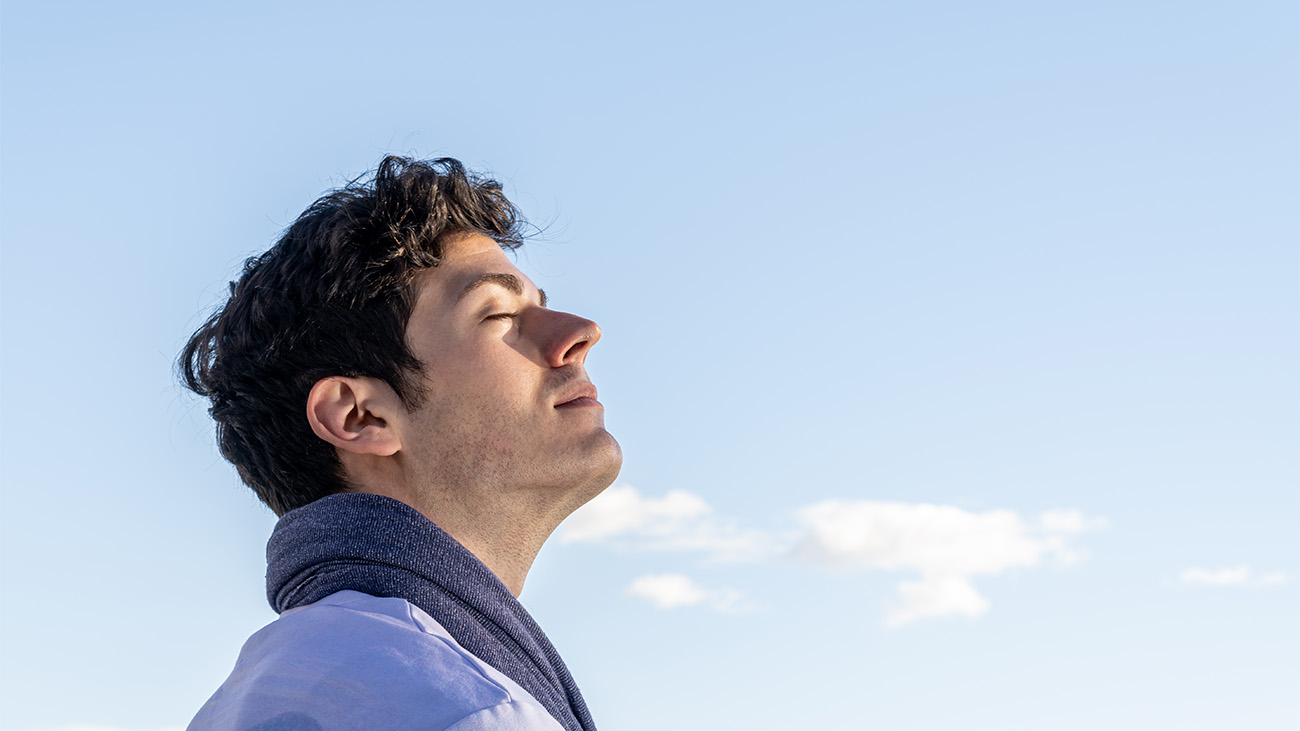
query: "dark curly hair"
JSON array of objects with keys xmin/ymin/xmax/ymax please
[{"xmin": 179, "ymin": 156, "xmax": 527, "ymax": 515}]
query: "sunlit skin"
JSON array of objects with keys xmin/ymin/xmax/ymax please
[{"xmin": 304, "ymin": 232, "xmax": 623, "ymax": 596}]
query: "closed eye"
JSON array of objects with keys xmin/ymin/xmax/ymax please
[{"xmin": 485, "ymin": 311, "xmax": 519, "ymax": 322}]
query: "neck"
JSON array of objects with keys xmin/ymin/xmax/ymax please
[
  {"xmin": 355, "ymin": 485, "xmax": 578, "ymax": 597},
  {"xmin": 340, "ymin": 452, "xmax": 609, "ymax": 596},
  {"xmin": 425, "ymin": 503, "xmax": 554, "ymax": 596},
  {"xmin": 443, "ymin": 520, "xmax": 546, "ymax": 597}
]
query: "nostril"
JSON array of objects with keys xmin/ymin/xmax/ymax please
[
  {"xmin": 548, "ymin": 313, "xmax": 600, "ymax": 366},
  {"xmin": 561, "ymin": 336, "xmax": 591, "ymax": 363}
]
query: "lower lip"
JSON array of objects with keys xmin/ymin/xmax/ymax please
[{"xmin": 556, "ymin": 397, "xmax": 601, "ymax": 409}]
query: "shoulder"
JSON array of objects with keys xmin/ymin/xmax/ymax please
[{"xmin": 189, "ymin": 591, "xmax": 562, "ymax": 731}]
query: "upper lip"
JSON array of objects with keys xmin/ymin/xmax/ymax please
[{"xmin": 554, "ymin": 382, "xmax": 598, "ymax": 406}]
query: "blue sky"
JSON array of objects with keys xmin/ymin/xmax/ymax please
[{"xmin": 1, "ymin": 1, "xmax": 1296, "ymax": 729}]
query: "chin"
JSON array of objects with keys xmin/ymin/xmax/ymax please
[
  {"xmin": 564, "ymin": 431, "xmax": 624, "ymax": 510},
  {"xmin": 582, "ymin": 429, "xmax": 623, "ymax": 484}
]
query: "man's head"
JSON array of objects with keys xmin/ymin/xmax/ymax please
[{"xmin": 180, "ymin": 156, "xmax": 621, "ymax": 518}]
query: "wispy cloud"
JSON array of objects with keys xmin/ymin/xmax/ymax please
[
  {"xmin": 559, "ymin": 484, "xmax": 775, "ymax": 561},
  {"xmin": 1178, "ymin": 566, "xmax": 1289, "ymax": 588},
  {"xmin": 625, "ymin": 573, "xmax": 752, "ymax": 613},
  {"xmin": 565, "ymin": 486, "xmax": 1106, "ymax": 627}
]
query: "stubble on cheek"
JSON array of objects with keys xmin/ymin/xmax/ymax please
[
  {"xmin": 411, "ymin": 389, "xmax": 620, "ymax": 501},
  {"xmin": 408, "ymin": 388, "xmax": 537, "ymax": 492}
]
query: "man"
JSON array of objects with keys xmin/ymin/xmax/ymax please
[{"xmin": 181, "ymin": 156, "xmax": 621, "ymax": 731}]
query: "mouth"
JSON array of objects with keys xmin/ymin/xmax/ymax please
[{"xmin": 555, "ymin": 383, "xmax": 600, "ymax": 409}]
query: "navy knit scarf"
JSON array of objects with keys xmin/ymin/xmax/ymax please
[{"xmin": 265, "ymin": 493, "xmax": 595, "ymax": 731}]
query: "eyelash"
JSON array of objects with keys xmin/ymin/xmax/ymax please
[{"xmin": 487, "ymin": 312, "xmax": 519, "ymax": 322}]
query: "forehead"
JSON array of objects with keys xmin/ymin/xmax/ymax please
[{"xmin": 415, "ymin": 232, "xmax": 528, "ymax": 308}]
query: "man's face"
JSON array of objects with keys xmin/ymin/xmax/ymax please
[{"xmin": 399, "ymin": 232, "xmax": 622, "ymax": 504}]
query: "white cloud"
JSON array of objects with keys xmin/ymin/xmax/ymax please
[
  {"xmin": 625, "ymin": 573, "xmax": 705, "ymax": 608},
  {"xmin": 1038, "ymin": 509, "xmax": 1109, "ymax": 534},
  {"xmin": 793, "ymin": 500, "xmax": 1104, "ymax": 627},
  {"xmin": 565, "ymin": 487, "xmax": 1104, "ymax": 628},
  {"xmin": 561, "ymin": 485, "xmax": 709, "ymax": 543},
  {"xmin": 1179, "ymin": 566, "xmax": 1290, "ymax": 588},
  {"xmin": 887, "ymin": 576, "xmax": 991, "ymax": 627},
  {"xmin": 560, "ymin": 485, "xmax": 773, "ymax": 561},
  {"xmin": 793, "ymin": 501, "xmax": 1087, "ymax": 575},
  {"xmin": 624, "ymin": 573, "xmax": 751, "ymax": 613}
]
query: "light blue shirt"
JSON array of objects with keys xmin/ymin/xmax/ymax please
[{"xmin": 189, "ymin": 590, "xmax": 565, "ymax": 731}]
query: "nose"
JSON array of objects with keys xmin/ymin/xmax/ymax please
[{"xmin": 541, "ymin": 310, "xmax": 602, "ymax": 368}]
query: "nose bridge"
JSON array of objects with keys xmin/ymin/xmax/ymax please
[{"xmin": 544, "ymin": 308, "xmax": 601, "ymax": 366}]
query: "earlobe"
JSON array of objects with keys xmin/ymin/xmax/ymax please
[{"xmin": 305, "ymin": 377, "xmax": 402, "ymax": 457}]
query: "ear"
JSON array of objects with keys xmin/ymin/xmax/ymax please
[{"xmin": 305, "ymin": 376, "xmax": 403, "ymax": 457}]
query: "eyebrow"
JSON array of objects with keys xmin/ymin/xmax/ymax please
[{"xmin": 455, "ymin": 272, "xmax": 548, "ymax": 308}]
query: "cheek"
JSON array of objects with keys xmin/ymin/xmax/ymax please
[
  {"xmin": 414, "ymin": 341, "xmax": 545, "ymax": 442},
  {"xmin": 467, "ymin": 350, "xmax": 542, "ymax": 402},
  {"xmin": 425, "ymin": 361, "xmax": 538, "ymax": 423}
]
